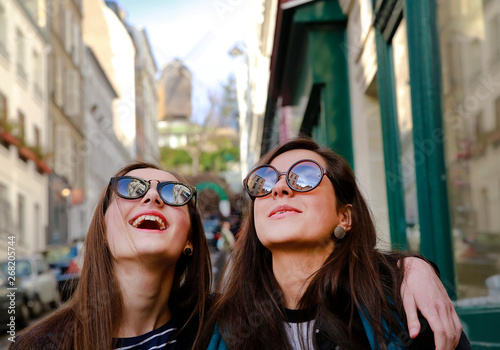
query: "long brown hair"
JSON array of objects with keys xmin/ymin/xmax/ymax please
[
  {"xmin": 199, "ymin": 138, "xmax": 408, "ymax": 350},
  {"xmin": 12, "ymin": 161, "xmax": 211, "ymax": 350}
]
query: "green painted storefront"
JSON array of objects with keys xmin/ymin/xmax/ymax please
[{"xmin": 262, "ymin": 0, "xmax": 500, "ymax": 347}]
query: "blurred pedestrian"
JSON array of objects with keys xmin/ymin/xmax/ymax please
[
  {"xmin": 216, "ymin": 219, "xmax": 235, "ymax": 254},
  {"xmin": 11, "ymin": 162, "xmax": 211, "ymax": 350},
  {"xmin": 213, "ymin": 218, "xmax": 235, "ymax": 285},
  {"xmin": 201, "ymin": 138, "xmax": 469, "ymax": 350}
]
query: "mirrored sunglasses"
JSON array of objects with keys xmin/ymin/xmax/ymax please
[
  {"xmin": 243, "ymin": 159, "xmax": 328, "ymax": 198},
  {"xmin": 109, "ymin": 176, "xmax": 197, "ymax": 207}
]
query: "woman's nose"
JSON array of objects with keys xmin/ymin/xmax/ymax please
[
  {"xmin": 272, "ymin": 174, "xmax": 293, "ymax": 199},
  {"xmin": 141, "ymin": 182, "xmax": 164, "ymax": 206}
]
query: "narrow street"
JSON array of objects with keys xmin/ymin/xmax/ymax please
[{"xmin": 0, "ymin": 248, "xmax": 224, "ymax": 350}]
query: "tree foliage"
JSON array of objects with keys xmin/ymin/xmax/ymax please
[
  {"xmin": 160, "ymin": 147, "xmax": 192, "ymax": 168},
  {"xmin": 160, "ymin": 144, "xmax": 239, "ymax": 174}
]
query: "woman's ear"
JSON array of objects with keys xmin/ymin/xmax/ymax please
[{"xmin": 339, "ymin": 204, "xmax": 353, "ymax": 232}]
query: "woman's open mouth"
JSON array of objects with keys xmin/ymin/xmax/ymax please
[{"xmin": 129, "ymin": 214, "xmax": 167, "ymax": 230}]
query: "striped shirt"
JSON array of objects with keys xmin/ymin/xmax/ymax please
[{"xmin": 114, "ymin": 319, "xmax": 179, "ymax": 350}]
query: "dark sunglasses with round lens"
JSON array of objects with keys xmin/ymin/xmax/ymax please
[
  {"xmin": 243, "ymin": 159, "xmax": 328, "ymax": 198},
  {"xmin": 109, "ymin": 176, "xmax": 197, "ymax": 207}
]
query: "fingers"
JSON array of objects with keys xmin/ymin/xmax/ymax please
[
  {"xmin": 399, "ymin": 257, "xmax": 464, "ymax": 349},
  {"xmin": 451, "ymin": 310, "xmax": 463, "ymax": 348},
  {"xmin": 402, "ymin": 291, "xmax": 421, "ymax": 338},
  {"xmin": 419, "ymin": 298, "xmax": 459, "ymax": 350}
]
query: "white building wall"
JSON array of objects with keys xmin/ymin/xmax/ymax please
[
  {"xmin": 0, "ymin": 0, "xmax": 49, "ymax": 257},
  {"xmin": 128, "ymin": 26, "xmax": 159, "ymax": 163},
  {"xmin": 83, "ymin": 0, "xmax": 136, "ymax": 158},
  {"xmin": 83, "ymin": 47, "xmax": 131, "ymax": 228},
  {"xmin": 239, "ymin": 0, "xmax": 278, "ymax": 179}
]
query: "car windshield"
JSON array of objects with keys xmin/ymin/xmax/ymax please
[
  {"xmin": 0, "ymin": 260, "xmax": 31, "ymax": 277},
  {"xmin": 0, "ymin": 269, "xmax": 6, "ymax": 284}
]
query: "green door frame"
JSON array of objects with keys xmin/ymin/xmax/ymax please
[
  {"xmin": 373, "ymin": 4, "xmax": 408, "ymax": 250},
  {"xmin": 373, "ymin": 0, "xmax": 455, "ymax": 296},
  {"xmin": 404, "ymin": 0, "xmax": 456, "ymax": 297},
  {"xmin": 195, "ymin": 181, "xmax": 229, "ymax": 201}
]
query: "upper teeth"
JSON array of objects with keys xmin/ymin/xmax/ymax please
[{"xmin": 131, "ymin": 215, "xmax": 166, "ymax": 230}]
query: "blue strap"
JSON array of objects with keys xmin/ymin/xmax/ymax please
[
  {"xmin": 357, "ymin": 308, "xmax": 407, "ymax": 350},
  {"xmin": 207, "ymin": 324, "xmax": 228, "ymax": 350},
  {"xmin": 209, "ymin": 312, "xmax": 405, "ymax": 349}
]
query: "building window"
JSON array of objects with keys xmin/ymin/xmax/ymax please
[
  {"xmin": 65, "ymin": 68, "xmax": 80, "ymax": 117},
  {"xmin": 51, "ymin": 0, "xmax": 59, "ymax": 33},
  {"xmin": 0, "ymin": 3, "xmax": 7, "ymax": 59},
  {"xmin": 16, "ymin": 28, "xmax": 27, "ymax": 81},
  {"xmin": 489, "ymin": 16, "xmax": 500, "ymax": 64},
  {"xmin": 34, "ymin": 203, "xmax": 40, "ymax": 249},
  {"xmin": 32, "ymin": 50, "xmax": 42, "ymax": 98},
  {"xmin": 24, "ymin": 0, "xmax": 38, "ymax": 22},
  {"xmin": 469, "ymin": 39, "xmax": 482, "ymax": 82},
  {"xmin": 481, "ymin": 188, "xmax": 490, "ymax": 231},
  {"xmin": 59, "ymin": 2, "xmax": 65, "ymax": 44},
  {"xmin": 55, "ymin": 57, "xmax": 63, "ymax": 107},
  {"xmin": 475, "ymin": 112, "xmax": 484, "ymax": 140},
  {"xmin": 18, "ymin": 111, "xmax": 25, "ymax": 142},
  {"xmin": 0, "ymin": 183, "xmax": 12, "ymax": 236},
  {"xmin": 65, "ymin": 11, "xmax": 72, "ymax": 54},
  {"xmin": 0, "ymin": 91, "xmax": 7, "ymax": 123},
  {"xmin": 34, "ymin": 126, "xmax": 40, "ymax": 148},
  {"xmin": 17, "ymin": 194, "xmax": 25, "ymax": 244},
  {"xmin": 55, "ymin": 124, "xmax": 71, "ymax": 179},
  {"xmin": 73, "ymin": 23, "xmax": 80, "ymax": 66}
]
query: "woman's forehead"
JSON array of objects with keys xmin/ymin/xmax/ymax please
[
  {"xmin": 125, "ymin": 168, "xmax": 178, "ymax": 182},
  {"xmin": 270, "ymin": 149, "xmax": 326, "ymax": 169}
]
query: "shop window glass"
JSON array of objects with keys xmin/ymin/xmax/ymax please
[
  {"xmin": 488, "ymin": 16, "xmax": 500, "ymax": 64},
  {"xmin": 438, "ymin": 0, "xmax": 500, "ymax": 300},
  {"xmin": 391, "ymin": 19, "xmax": 420, "ymax": 252}
]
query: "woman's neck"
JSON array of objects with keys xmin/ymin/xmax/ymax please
[
  {"xmin": 114, "ymin": 261, "xmax": 176, "ymax": 337},
  {"xmin": 272, "ymin": 248, "xmax": 331, "ymax": 309}
]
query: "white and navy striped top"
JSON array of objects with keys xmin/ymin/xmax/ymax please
[{"xmin": 114, "ymin": 319, "xmax": 179, "ymax": 350}]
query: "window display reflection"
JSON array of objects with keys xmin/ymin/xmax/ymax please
[{"xmin": 438, "ymin": 0, "xmax": 500, "ymax": 300}]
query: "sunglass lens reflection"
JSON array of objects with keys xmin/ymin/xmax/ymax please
[
  {"xmin": 160, "ymin": 183, "xmax": 192, "ymax": 205},
  {"xmin": 247, "ymin": 167, "xmax": 277, "ymax": 196},
  {"xmin": 290, "ymin": 162, "xmax": 322, "ymax": 191},
  {"xmin": 117, "ymin": 178, "xmax": 148, "ymax": 198}
]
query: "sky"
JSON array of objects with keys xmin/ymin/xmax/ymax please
[{"xmin": 116, "ymin": 0, "xmax": 252, "ymax": 123}]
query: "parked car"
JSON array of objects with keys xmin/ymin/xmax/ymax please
[
  {"xmin": 0, "ymin": 269, "xmax": 30, "ymax": 330},
  {"xmin": 45, "ymin": 243, "xmax": 82, "ymax": 302},
  {"xmin": 0, "ymin": 255, "xmax": 61, "ymax": 317}
]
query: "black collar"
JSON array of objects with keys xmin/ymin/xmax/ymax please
[{"xmin": 285, "ymin": 307, "xmax": 316, "ymax": 323}]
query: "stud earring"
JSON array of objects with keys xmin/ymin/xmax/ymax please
[
  {"xmin": 334, "ymin": 226, "xmax": 346, "ymax": 240},
  {"xmin": 184, "ymin": 247, "xmax": 192, "ymax": 256}
]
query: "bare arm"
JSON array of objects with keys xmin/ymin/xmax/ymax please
[{"xmin": 400, "ymin": 257, "xmax": 462, "ymax": 350}]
